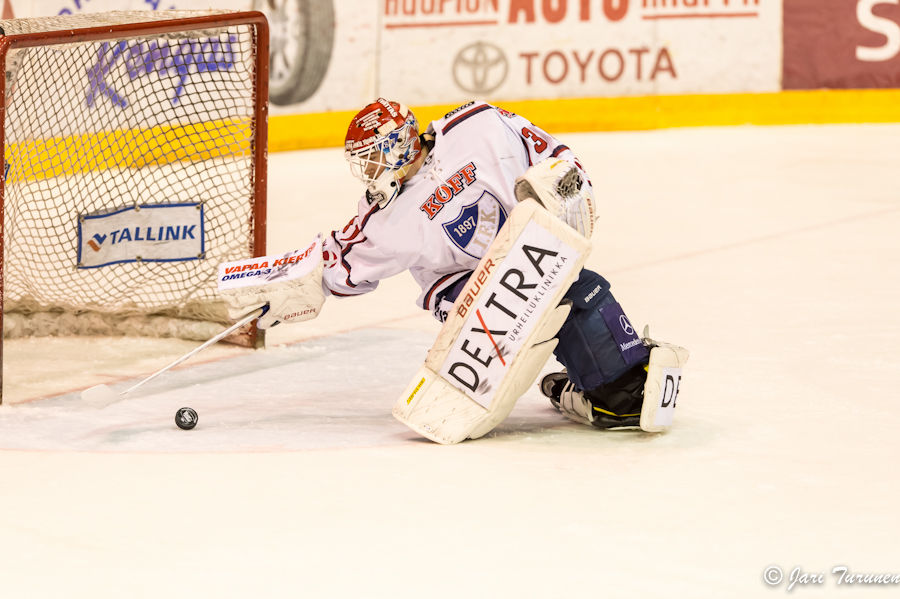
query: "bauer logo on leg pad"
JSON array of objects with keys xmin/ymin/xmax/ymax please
[{"xmin": 654, "ymin": 367, "xmax": 682, "ymax": 427}]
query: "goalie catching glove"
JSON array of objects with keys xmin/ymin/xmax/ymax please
[
  {"xmin": 217, "ymin": 234, "xmax": 326, "ymax": 329},
  {"xmin": 514, "ymin": 157, "xmax": 596, "ymax": 238}
]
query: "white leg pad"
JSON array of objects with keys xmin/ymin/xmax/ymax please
[
  {"xmin": 639, "ymin": 341, "xmax": 690, "ymax": 433},
  {"xmin": 393, "ymin": 366, "xmax": 488, "ymax": 445},
  {"xmin": 393, "ymin": 307, "xmax": 568, "ymax": 444},
  {"xmin": 392, "ymin": 200, "xmax": 590, "ymax": 444},
  {"xmin": 465, "ymin": 337, "xmax": 560, "ymax": 440}
]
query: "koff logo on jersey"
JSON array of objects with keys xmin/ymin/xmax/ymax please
[{"xmin": 420, "ymin": 162, "xmax": 477, "ymax": 219}]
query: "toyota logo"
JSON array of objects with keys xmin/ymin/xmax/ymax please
[
  {"xmin": 619, "ymin": 315, "xmax": 634, "ymax": 335},
  {"xmin": 452, "ymin": 42, "xmax": 508, "ymax": 94}
]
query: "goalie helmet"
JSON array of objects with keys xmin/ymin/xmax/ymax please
[{"xmin": 345, "ymin": 98, "xmax": 421, "ymax": 207}]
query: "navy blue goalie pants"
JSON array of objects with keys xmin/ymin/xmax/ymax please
[{"xmin": 552, "ymin": 269, "xmax": 649, "ymax": 391}]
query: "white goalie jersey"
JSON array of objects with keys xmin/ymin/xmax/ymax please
[{"xmin": 321, "ymin": 102, "xmax": 594, "ymax": 317}]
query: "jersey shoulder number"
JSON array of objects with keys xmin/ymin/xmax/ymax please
[{"xmin": 521, "ymin": 126, "xmax": 548, "ymax": 154}]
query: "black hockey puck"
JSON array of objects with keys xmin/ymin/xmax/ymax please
[{"xmin": 175, "ymin": 407, "xmax": 198, "ymax": 430}]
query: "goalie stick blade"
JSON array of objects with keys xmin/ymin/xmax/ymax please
[{"xmin": 81, "ymin": 384, "xmax": 123, "ymax": 409}]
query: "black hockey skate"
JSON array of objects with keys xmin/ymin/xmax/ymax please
[{"xmin": 540, "ymin": 364, "xmax": 648, "ymax": 430}]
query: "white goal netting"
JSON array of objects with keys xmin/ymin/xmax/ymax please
[{"xmin": 1, "ymin": 11, "xmax": 264, "ymax": 341}]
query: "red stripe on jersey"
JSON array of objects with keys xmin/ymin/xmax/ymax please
[
  {"xmin": 359, "ymin": 203, "xmax": 381, "ymax": 230},
  {"xmin": 329, "ymin": 289, "xmax": 363, "ymax": 297},
  {"xmin": 339, "ymin": 235, "xmax": 369, "ymax": 288},
  {"xmin": 550, "ymin": 144, "xmax": 570, "ymax": 158},
  {"xmin": 333, "ymin": 203, "xmax": 381, "ymax": 290},
  {"xmin": 519, "ymin": 136, "xmax": 533, "ymax": 167}
]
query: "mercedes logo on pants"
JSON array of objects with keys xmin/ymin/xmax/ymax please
[
  {"xmin": 619, "ymin": 315, "xmax": 634, "ymax": 335},
  {"xmin": 452, "ymin": 42, "xmax": 508, "ymax": 95}
]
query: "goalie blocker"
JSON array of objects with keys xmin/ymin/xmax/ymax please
[
  {"xmin": 393, "ymin": 199, "xmax": 590, "ymax": 444},
  {"xmin": 217, "ymin": 235, "xmax": 326, "ymax": 329}
]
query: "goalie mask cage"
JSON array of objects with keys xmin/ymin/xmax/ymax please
[{"xmin": 0, "ymin": 11, "xmax": 269, "ymax": 405}]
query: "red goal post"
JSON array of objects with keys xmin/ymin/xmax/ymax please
[{"xmin": 0, "ymin": 11, "xmax": 269, "ymax": 404}]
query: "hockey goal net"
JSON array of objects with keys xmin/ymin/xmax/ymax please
[{"xmin": 0, "ymin": 10, "xmax": 268, "ymax": 401}]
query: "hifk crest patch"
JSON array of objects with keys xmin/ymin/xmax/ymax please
[{"xmin": 443, "ymin": 191, "xmax": 507, "ymax": 258}]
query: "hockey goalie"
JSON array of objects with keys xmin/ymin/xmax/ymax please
[{"xmin": 219, "ymin": 99, "xmax": 689, "ymax": 444}]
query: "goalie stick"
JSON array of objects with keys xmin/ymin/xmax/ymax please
[{"xmin": 81, "ymin": 308, "xmax": 264, "ymax": 409}]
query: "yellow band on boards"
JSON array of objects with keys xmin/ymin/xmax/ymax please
[
  {"xmin": 7, "ymin": 90, "xmax": 898, "ymax": 180},
  {"xmin": 269, "ymin": 89, "xmax": 900, "ymax": 153},
  {"xmin": 5, "ymin": 119, "xmax": 253, "ymax": 184}
]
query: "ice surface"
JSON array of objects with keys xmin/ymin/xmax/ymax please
[
  {"xmin": 1, "ymin": 124, "xmax": 898, "ymax": 598},
  {"xmin": 1, "ymin": 328, "xmax": 585, "ymax": 452},
  {"xmin": 80, "ymin": 384, "xmax": 119, "ymax": 409},
  {"xmin": 2, "ymin": 329, "xmax": 433, "ymax": 451}
]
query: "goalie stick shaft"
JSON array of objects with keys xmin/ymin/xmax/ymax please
[{"xmin": 120, "ymin": 308, "xmax": 263, "ymax": 397}]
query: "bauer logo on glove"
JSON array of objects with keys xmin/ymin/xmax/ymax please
[{"xmin": 217, "ymin": 234, "xmax": 326, "ymax": 329}]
